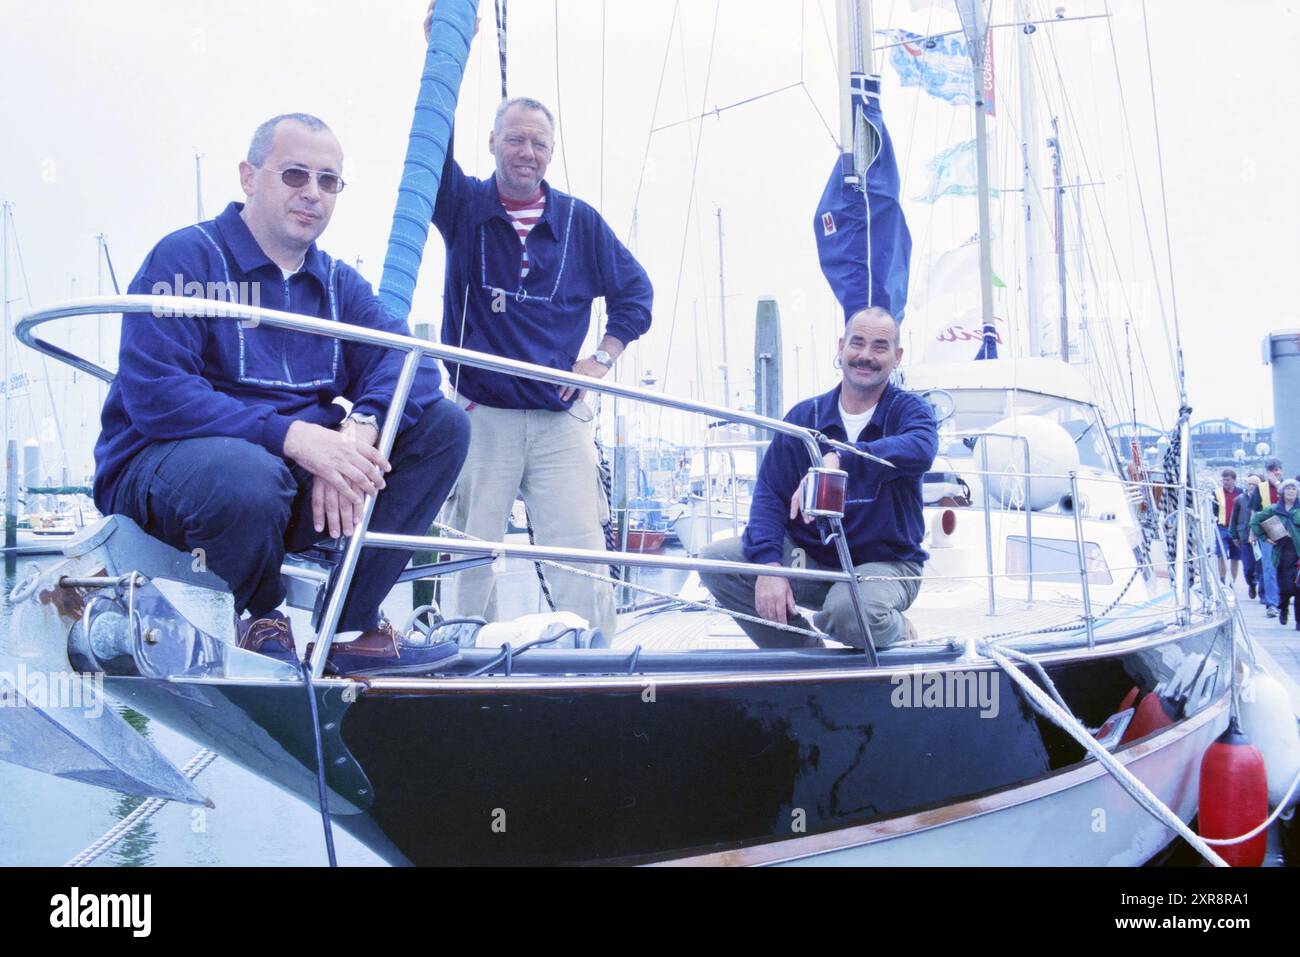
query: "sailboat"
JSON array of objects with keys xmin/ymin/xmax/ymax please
[{"xmin": 3, "ymin": 0, "xmax": 1298, "ymax": 867}]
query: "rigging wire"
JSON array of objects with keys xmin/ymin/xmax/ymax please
[
  {"xmin": 625, "ymin": 1, "xmax": 681, "ymax": 247},
  {"xmin": 552, "ymin": 0, "xmax": 572, "ymax": 192},
  {"xmin": 650, "ymin": 82, "xmax": 805, "ymax": 135},
  {"xmin": 1139, "ymin": 0, "xmax": 1187, "ymax": 403},
  {"xmin": 1024, "ymin": 1, "xmax": 1168, "ymax": 426},
  {"xmin": 676, "ymin": 21, "xmax": 717, "ymax": 408},
  {"xmin": 653, "ymin": 0, "xmax": 723, "ymax": 420},
  {"xmin": 8, "ymin": 207, "xmax": 68, "ymax": 469},
  {"xmin": 1097, "ymin": 1, "xmax": 1179, "ymax": 397}
]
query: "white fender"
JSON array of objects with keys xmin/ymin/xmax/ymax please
[{"xmin": 1239, "ymin": 666, "xmax": 1300, "ymax": 810}]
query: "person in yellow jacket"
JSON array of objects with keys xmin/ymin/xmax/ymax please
[{"xmin": 1211, "ymin": 468, "xmax": 1242, "ymax": 586}]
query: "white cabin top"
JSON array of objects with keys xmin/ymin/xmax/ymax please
[{"xmin": 900, "ymin": 357, "xmax": 1095, "ymax": 406}]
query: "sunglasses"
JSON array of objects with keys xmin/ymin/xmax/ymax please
[{"xmin": 260, "ymin": 165, "xmax": 346, "ymax": 194}]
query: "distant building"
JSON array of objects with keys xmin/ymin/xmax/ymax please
[
  {"xmin": 1189, "ymin": 418, "xmax": 1273, "ymax": 464},
  {"xmin": 1107, "ymin": 419, "xmax": 1275, "ymax": 468}
]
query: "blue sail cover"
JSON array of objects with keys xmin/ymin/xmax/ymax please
[
  {"xmin": 378, "ymin": 0, "xmax": 480, "ymax": 324},
  {"xmin": 814, "ymin": 74, "xmax": 911, "ymax": 325}
]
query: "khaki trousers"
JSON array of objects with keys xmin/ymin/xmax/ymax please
[
  {"xmin": 698, "ymin": 535, "xmax": 922, "ymax": 649},
  {"xmin": 444, "ymin": 398, "xmax": 616, "ymax": 635}
]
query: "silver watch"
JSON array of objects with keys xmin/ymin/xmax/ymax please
[
  {"xmin": 345, "ymin": 412, "xmax": 379, "ymax": 429},
  {"xmin": 592, "ymin": 349, "xmax": 614, "ymax": 370}
]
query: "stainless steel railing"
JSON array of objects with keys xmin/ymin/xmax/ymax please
[{"xmin": 17, "ymin": 295, "xmax": 893, "ymax": 671}]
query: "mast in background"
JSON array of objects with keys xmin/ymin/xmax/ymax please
[
  {"xmin": 955, "ymin": 0, "xmax": 996, "ymax": 358},
  {"xmin": 195, "ymin": 153, "xmax": 205, "ymax": 221},
  {"xmin": 1048, "ymin": 116, "xmax": 1068, "ymax": 361},
  {"xmin": 715, "ymin": 208, "xmax": 731, "ymax": 408},
  {"xmin": 1016, "ymin": 1, "xmax": 1045, "ymax": 356},
  {"xmin": 1073, "ymin": 174, "xmax": 1088, "ymax": 368},
  {"xmin": 2, "ymin": 202, "xmax": 12, "ymax": 549}
]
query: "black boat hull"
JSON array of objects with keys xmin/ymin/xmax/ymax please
[{"xmin": 108, "ymin": 617, "xmax": 1230, "ymax": 865}]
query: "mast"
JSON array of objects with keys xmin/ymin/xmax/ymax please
[
  {"xmin": 951, "ymin": 1, "xmax": 996, "ymax": 356},
  {"xmin": 2, "ymin": 202, "xmax": 12, "ymax": 549},
  {"xmin": 716, "ymin": 208, "xmax": 731, "ymax": 408},
  {"xmin": 1048, "ymin": 116, "xmax": 1068, "ymax": 361},
  {"xmin": 1017, "ymin": 0, "xmax": 1044, "ymax": 356},
  {"xmin": 195, "ymin": 153, "xmax": 205, "ymax": 221},
  {"xmin": 96, "ymin": 233, "xmax": 106, "ymax": 399},
  {"xmin": 1073, "ymin": 174, "xmax": 1087, "ymax": 368},
  {"xmin": 836, "ymin": 0, "xmax": 876, "ymax": 184}
]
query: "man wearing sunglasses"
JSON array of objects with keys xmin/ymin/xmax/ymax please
[
  {"xmin": 93, "ymin": 113, "xmax": 470, "ymax": 673},
  {"xmin": 423, "ymin": 3, "xmax": 653, "ymax": 639}
]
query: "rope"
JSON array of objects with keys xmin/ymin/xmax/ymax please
[
  {"xmin": 980, "ymin": 641, "xmax": 1229, "ymax": 867},
  {"xmin": 523, "ymin": 505, "xmax": 558, "ymax": 612},
  {"xmin": 596, "ymin": 439, "xmax": 622, "ymax": 581},
  {"xmin": 63, "ymin": 748, "xmax": 218, "ymax": 867},
  {"xmin": 653, "ymin": 0, "xmax": 722, "ymax": 414},
  {"xmin": 300, "ymin": 660, "xmax": 337, "ymax": 867}
]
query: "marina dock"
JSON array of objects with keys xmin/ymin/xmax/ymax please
[{"xmin": 1229, "ymin": 578, "xmax": 1300, "ymax": 711}]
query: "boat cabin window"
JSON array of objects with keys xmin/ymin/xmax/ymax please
[
  {"xmin": 936, "ymin": 390, "xmax": 1116, "ymax": 472},
  {"xmin": 1006, "ymin": 535, "xmax": 1113, "ymax": 584}
]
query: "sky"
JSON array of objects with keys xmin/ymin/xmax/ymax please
[{"xmin": 0, "ymin": 0, "xmax": 1297, "ymax": 483}]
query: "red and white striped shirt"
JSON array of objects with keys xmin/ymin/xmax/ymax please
[{"xmin": 499, "ymin": 188, "xmax": 546, "ymax": 281}]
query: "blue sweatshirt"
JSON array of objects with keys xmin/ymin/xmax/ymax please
[
  {"xmin": 743, "ymin": 382, "xmax": 939, "ymax": 568},
  {"xmin": 93, "ymin": 202, "xmax": 442, "ymax": 512},
  {"xmin": 432, "ymin": 155, "xmax": 653, "ymax": 410}
]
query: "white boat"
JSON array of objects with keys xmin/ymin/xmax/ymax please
[{"xmin": 1, "ymin": 0, "xmax": 1295, "ymax": 870}]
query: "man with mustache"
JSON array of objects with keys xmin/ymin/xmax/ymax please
[
  {"xmin": 698, "ymin": 307, "xmax": 938, "ymax": 650},
  {"xmin": 94, "ymin": 113, "xmax": 469, "ymax": 672}
]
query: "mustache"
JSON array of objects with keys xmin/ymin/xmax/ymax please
[{"xmin": 847, "ymin": 359, "xmax": 881, "ymax": 370}]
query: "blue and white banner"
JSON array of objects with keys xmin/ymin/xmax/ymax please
[{"xmin": 877, "ymin": 27, "xmax": 994, "ymax": 114}]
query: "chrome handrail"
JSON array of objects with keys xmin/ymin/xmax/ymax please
[{"xmin": 17, "ymin": 295, "xmax": 889, "ymax": 669}]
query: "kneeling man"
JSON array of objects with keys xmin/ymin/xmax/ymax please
[{"xmin": 699, "ymin": 307, "xmax": 937, "ymax": 649}]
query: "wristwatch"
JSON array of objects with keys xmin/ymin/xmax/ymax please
[
  {"xmin": 345, "ymin": 412, "xmax": 379, "ymax": 430},
  {"xmin": 592, "ymin": 349, "xmax": 615, "ymax": 370}
]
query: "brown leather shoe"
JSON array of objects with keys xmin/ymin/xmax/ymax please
[
  {"xmin": 308, "ymin": 620, "xmax": 461, "ymax": 676},
  {"xmin": 334, "ymin": 621, "xmax": 402, "ymax": 660},
  {"xmin": 237, "ymin": 614, "xmax": 298, "ymax": 665}
]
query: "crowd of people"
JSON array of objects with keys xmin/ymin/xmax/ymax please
[{"xmin": 1213, "ymin": 460, "xmax": 1300, "ymax": 630}]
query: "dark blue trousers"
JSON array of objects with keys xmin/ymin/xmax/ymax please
[{"xmin": 111, "ymin": 398, "xmax": 469, "ymax": 631}]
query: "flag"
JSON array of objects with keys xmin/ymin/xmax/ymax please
[
  {"xmin": 877, "ymin": 27, "xmax": 994, "ymax": 114},
  {"xmin": 913, "ymin": 139, "xmax": 1000, "ymax": 203},
  {"xmin": 814, "ymin": 75, "xmax": 912, "ymax": 324}
]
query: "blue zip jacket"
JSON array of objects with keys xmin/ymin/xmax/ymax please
[
  {"xmin": 93, "ymin": 202, "xmax": 442, "ymax": 512},
  {"xmin": 743, "ymin": 382, "xmax": 938, "ymax": 568},
  {"xmin": 432, "ymin": 152, "xmax": 653, "ymax": 410}
]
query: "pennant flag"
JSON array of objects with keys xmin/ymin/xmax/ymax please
[
  {"xmin": 814, "ymin": 75, "xmax": 912, "ymax": 324},
  {"xmin": 913, "ymin": 139, "xmax": 1000, "ymax": 204}
]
